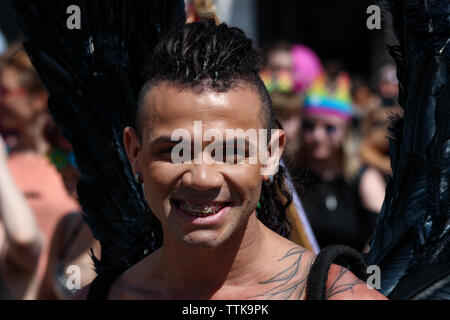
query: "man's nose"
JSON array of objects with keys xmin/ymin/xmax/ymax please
[{"xmin": 182, "ymin": 162, "xmax": 223, "ymax": 192}]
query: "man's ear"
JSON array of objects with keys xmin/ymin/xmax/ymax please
[
  {"xmin": 123, "ymin": 126, "xmax": 142, "ymax": 174},
  {"xmin": 261, "ymin": 129, "xmax": 286, "ymax": 178}
]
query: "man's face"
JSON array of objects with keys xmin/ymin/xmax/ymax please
[{"xmin": 125, "ymin": 83, "xmax": 282, "ymax": 248}]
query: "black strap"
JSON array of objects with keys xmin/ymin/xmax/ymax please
[
  {"xmin": 86, "ymin": 266, "xmax": 125, "ymax": 300},
  {"xmin": 306, "ymin": 245, "xmax": 368, "ymax": 300}
]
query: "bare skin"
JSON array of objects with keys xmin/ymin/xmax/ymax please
[
  {"xmin": 39, "ymin": 147, "xmax": 99, "ymax": 299},
  {"xmin": 38, "ymin": 213, "xmax": 99, "ymax": 299},
  {"xmin": 0, "ymin": 136, "xmax": 43, "ymax": 299},
  {"xmin": 77, "ymin": 83, "xmax": 387, "ymax": 300}
]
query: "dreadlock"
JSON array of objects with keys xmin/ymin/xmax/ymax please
[{"xmin": 136, "ymin": 19, "xmax": 292, "ymax": 238}]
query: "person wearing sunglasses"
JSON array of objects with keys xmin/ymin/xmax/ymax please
[
  {"xmin": 0, "ymin": 43, "xmax": 50, "ymax": 155},
  {"xmin": 297, "ymin": 73, "xmax": 386, "ymax": 253}
]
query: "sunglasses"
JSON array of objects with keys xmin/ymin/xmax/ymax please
[
  {"xmin": 302, "ymin": 121, "xmax": 341, "ymax": 136},
  {"xmin": 0, "ymin": 85, "xmax": 27, "ymax": 99},
  {"xmin": 47, "ymin": 149, "xmax": 77, "ymax": 170}
]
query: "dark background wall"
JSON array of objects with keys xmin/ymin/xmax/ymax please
[
  {"xmin": 1, "ymin": 0, "xmax": 389, "ymax": 79},
  {"xmin": 0, "ymin": 0, "xmax": 21, "ymax": 42},
  {"xmin": 256, "ymin": 0, "xmax": 388, "ymax": 78}
]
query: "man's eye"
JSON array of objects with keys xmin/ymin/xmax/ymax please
[
  {"xmin": 160, "ymin": 146, "xmax": 173, "ymax": 153},
  {"xmin": 224, "ymin": 148, "xmax": 248, "ymax": 164}
]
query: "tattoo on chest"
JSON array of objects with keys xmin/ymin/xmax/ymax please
[
  {"xmin": 249, "ymin": 247, "xmax": 312, "ymax": 300},
  {"xmin": 325, "ymin": 267, "xmax": 364, "ymax": 299}
]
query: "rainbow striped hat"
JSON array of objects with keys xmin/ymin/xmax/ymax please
[{"xmin": 303, "ymin": 72, "xmax": 353, "ymax": 121}]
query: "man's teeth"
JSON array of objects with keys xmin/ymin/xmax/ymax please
[{"xmin": 177, "ymin": 200, "xmax": 226, "ymax": 217}]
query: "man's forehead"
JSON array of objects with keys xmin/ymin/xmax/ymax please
[{"xmin": 143, "ymin": 82, "xmax": 264, "ymax": 127}]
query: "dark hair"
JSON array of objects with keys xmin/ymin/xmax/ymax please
[
  {"xmin": 137, "ymin": 20, "xmax": 292, "ymax": 239},
  {"xmin": 136, "ymin": 20, "xmax": 275, "ymax": 136}
]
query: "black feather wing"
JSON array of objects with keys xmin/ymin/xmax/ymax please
[
  {"xmin": 366, "ymin": 0, "xmax": 450, "ymax": 299},
  {"xmin": 13, "ymin": 0, "xmax": 186, "ymax": 275}
]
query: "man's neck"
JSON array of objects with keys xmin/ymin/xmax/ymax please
[{"xmin": 135, "ymin": 215, "xmax": 271, "ymax": 299}]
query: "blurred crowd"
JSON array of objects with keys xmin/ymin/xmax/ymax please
[
  {"xmin": 261, "ymin": 41, "xmax": 402, "ymax": 254},
  {"xmin": 0, "ymin": 43, "xmax": 99, "ymax": 300},
  {"xmin": 0, "ymin": 3, "xmax": 401, "ymax": 300}
]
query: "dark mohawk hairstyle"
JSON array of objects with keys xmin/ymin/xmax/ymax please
[
  {"xmin": 136, "ymin": 19, "xmax": 291, "ymax": 238},
  {"xmin": 136, "ymin": 19, "xmax": 275, "ymax": 135},
  {"xmin": 148, "ymin": 20, "xmax": 260, "ymax": 85}
]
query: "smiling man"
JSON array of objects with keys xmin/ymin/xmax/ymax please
[{"xmin": 82, "ymin": 20, "xmax": 387, "ymax": 300}]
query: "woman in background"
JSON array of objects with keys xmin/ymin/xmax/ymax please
[
  {"xmin": 38, "ymin": 121, "xmax": 99, "ymax": 300},
  {"xmin": 359, "ymin": 105, "xmax": 403, "ymax": 179},
  {"xmin": 0, "ymin": 43, "xmax": 78, "ymax": 298},
  {"xmin": 297, "ymin": 73, "xmax": 386, "ymax": 252}
]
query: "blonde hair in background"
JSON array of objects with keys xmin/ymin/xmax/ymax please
[
  {"xmin": 341, "ymin": 125, "xmax": 361, "ymax": 184},
  {"xmin": 0, "ymin": 42, "xmax": 46, "ymax": 94},
  {"xmin": 187, "ymin": 0, "xmax": 220, "ymax": 24}
]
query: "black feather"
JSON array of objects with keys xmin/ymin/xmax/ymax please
[
  {"xmin": 367, "ymin": 0, "xmax": 450, "ymax": 299},
  {"xmin": 13, "ymin": 0, "xmax": 186, "ymax": 276}
]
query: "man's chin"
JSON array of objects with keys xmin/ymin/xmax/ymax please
[{"xmin": 180, "ymin": 230, "xmax": 226, "ymax": 248}]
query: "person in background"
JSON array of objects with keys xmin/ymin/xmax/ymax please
[
  {"xmin": 290, "ymin": 44, "xmax": 322, "ymax": 98},
  {"xmin": 359, "ymin": 105, "xmax": 403, "ymax": 179},
  {"xmin": 374, "ymin": 64, "xmax": 399, "ymax": 108},
  {"xmin": 350, "ymin": 74, "xmax": 382, "ymax": 121},
  {"xmin": 0, "ymin": 43, "xmax": 49, "ymax": 154},
  {"xmin": 0, "ymin": 44, "xmax": 79, "ymax": 298},
  {"xmin": 260, "ymin": 66, "xmax": 302, "ymax": 156},
  {"xmin": 261, "ymin": 42, "xmax": 322, "ymax": 157},
  {"xmin": 38, "ymin": 121, "xmax": 100, "ymax": 300},
  {"xmin": 0, "ymin": 135, "xmax": 44, "ymax": 299},
  {"xmin": 297, "ymin": 72, "xmax": 386, "ymax": 253},
  {"xmin": 263, "ymin": 41, "xmax": 294, "ymax": 79}
]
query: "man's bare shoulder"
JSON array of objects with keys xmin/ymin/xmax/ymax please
[
  {"xmin": 325, "ymin": 264, "xmax": 388, "ymax": 300},
  {"xmin": 249, "ymin": 232, "xmax": 316, "ymax": 300}
]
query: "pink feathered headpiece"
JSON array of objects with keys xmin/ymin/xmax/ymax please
[{"xmin": 291, "ymin": 44, "xmax": 322, "ymax": 95}]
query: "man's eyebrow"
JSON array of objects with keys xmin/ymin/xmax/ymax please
[
  {"xmin": 222, "ymin": 137, "xmax": 255, "ymax": 147},
  {"xmin": 149, "ymin": 136, "xmax": 178, "ymax": 145},
  {"xmin": 149, "ymin": 135, "xmax": 257, "ymax": 146}
]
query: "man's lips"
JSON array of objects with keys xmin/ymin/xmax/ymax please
[{"xmin": 171, "ymin": 199, "xmax": 231, "ymax": 217}]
